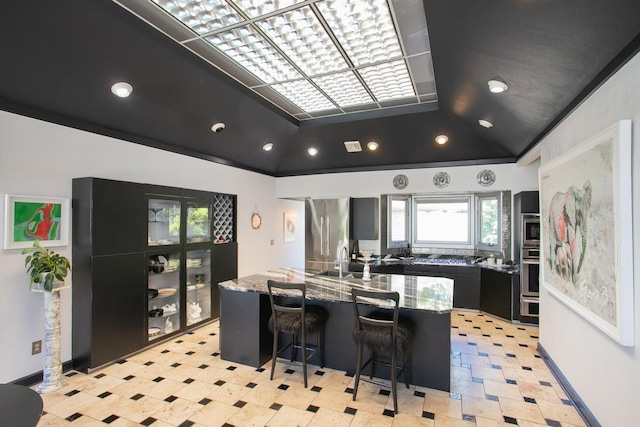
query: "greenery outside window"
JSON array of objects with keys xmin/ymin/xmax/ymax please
[{"xmin": 477, "ymin": 193, "xmax": 501, "ymax": 251}]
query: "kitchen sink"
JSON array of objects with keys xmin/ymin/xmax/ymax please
[{"xmin": 315, "ymin": 270, "xmax": 376, "ymax": 279}]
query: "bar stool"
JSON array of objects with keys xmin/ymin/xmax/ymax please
[
  {"xmin": 351, "ymin": 288, "xmax": 414, "ymax": 414},
  {"xmin": 267, "ymin": 280, "xmax": 328, "ymax": 388}
]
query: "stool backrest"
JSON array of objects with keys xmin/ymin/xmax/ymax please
[
  {"xmin": 267, "ymin": 280, "xmax": 306, "ymax": 318},
  {"xmin": 351, "ymin": 288, "xmax": 400, "ymax": 343}
]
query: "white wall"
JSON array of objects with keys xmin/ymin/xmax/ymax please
[
  {"xmin": 0, "ymin": 111, "xmax": 288, "ymax": 383},
  {"xmin": 537, "ymin": 52, "xmax": 640, "ymax": 425}
]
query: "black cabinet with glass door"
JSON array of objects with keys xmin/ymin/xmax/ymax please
[{"xmin": 72, "ymin": 177, "xmax": 237, "ymax": 372}]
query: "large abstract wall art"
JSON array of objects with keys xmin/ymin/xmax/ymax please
[
  {"xmin": 539, "ymin": 120, "xmax": 634, "ymax": 346},
  {"xmin": 4, "ymin": 195, "xmax": 70, "ymax": 249}
]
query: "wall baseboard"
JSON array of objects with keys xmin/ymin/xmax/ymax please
[
  {"xmin": 537, "ymin": 344, "xmax": 600, "ymax": 427},
  {"xmin": 10, "ymin": 360, "xmax": 75, "ymax": 387}
]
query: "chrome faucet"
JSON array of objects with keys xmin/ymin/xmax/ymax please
[{"xmin": 339, "ymin": 246, "xmax": 349, "ymax": 278}]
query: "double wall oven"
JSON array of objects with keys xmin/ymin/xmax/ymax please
[{"xmin": 520, "ymin": 215, "xmax": 540, "ymax": 319}]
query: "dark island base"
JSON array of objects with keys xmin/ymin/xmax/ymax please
[{"xmin": 219, "ymin": 288, "xmax": 451, "ymax": 392}]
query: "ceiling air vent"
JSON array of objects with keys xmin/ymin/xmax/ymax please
[{"xmin": 344, "ymin": 140, "xmax": 362, "ymax": 153}]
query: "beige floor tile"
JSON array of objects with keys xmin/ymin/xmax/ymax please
[
  {"xmin": 460, "ymin": 395, "xmax": 503, "ymax": 421},
  {"xmin": 36, "ymin": 413, "xmax": 69, "ymax": 427},
  {"xmin": 65, "ymin": 415, "xmax": 105, "ymax": 426},
  {"xmin": 149, "ymin": 397, "xmax": 202, "ymax": 425},
  {"xmin": 139, "ymin": 377, "xmax": 187, "ymax": 400},
  {"xmin": 482, "ymin": 380, "xmax": 523, "ymax": 400},
  {"xmin": 474, "ymin": 416, "xmax": 509, "ymax": 426},
  {"xmin": 156, "ymin": 363, "xmax": 204, "ymax": 382},
  {"xmin": 423, "ymin": 391, "xmax": 462, "ymax": 419},
  {"xmin": 308, "ymin": 407, "xmax": 355, "ymax": 426},
  {"xmin": 277, "ymin": 385, "xmax": 326, "ymax": 410},
  {"xmin": 76, "ymin": 393, "xmax": 129, "ymax": 420},
  {"xmin": 310, "ymin": 387, "xmax": 353, "ymax": 412},
  {"xmin": 450, "ymin": 378, "xmax": 486, "ymax": 399},
  {"xmin": 498, "ymin": 396, "xmax": 546, "ymax": 424},
  {"xmin": 517, "ymin": 381, "xmax": 563, "ymax": 404},
  {"xmin": 536, "ymin": 399, "xmax": 586, "ymax": 426},
  {"xmin": 349, "ymin": 389, "xmax": 390, "ymax": 414},
  {"xmin": 349, "ymin": 409, "xmax": 394, "ymax": 427},
  {"xmin": 267, "ymin": 404, "xmax": 316, "ymax": 427},
  {"xmin": 44, "ymin": 392, "xmax": 102, "ymax": 419},
  {"xmin": 206, "ymin": 381, "xmax": 251, "ymax": 405},
  {"xmin": 226, "ymin": 401, "xmax": 278, "ymax": 427},
  {"xmin": 470, "ymin": 366, "xmax": 505, "ymax": 383},
  {"xmin": 188, "ymin": 400, "xmax": 240, "ymax": 426},
  {"xmin": 450, "ymin": 366, "xmax": 472, "ymax": 382},
  {"xmin": 112, "ymin": 395, "xmax": 168, "ymax": 423},
  {"xmin": 461, "ymin": 353, "xmax": 492, "ymax": 367},
  {"xmin": 242, "ymin": 382, "xmax": 287, "ymax": 408},
  {"xmin": 173, "ymin": 379, "xmax": 218, "ymax": 402},
  {"xmin": 387, "ymin": 390, "xmax": 426, "ymax": 417},
  {"xmin": 107, "ymin": 376, "xmax": 155, "ymax": 397},
  {"xmin": 392, "ymin": 412, "xmax": 435, "ymax": 426},
  {"xmin": 500, "ymin": 366, "xmax": 540, "ymax": 384},
  {"xmin": 433, "ymin": 413, "xmax": 475, "ymax": 426}
]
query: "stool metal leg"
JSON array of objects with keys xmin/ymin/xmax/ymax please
[
  {"xmin": 270, "ymin": 327, "xmax": 279, "ymax": 381},
  {"xmin": 353, "ymin": 341, "xmax": 363, "ymax": 401},
  {"xmin": 391, "ymin": 347, "xmax": 398, "ymax": 414}
]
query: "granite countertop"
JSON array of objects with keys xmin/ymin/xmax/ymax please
[
  {"xmin": 219, "ymin": 267, "xmax": 453, "ymax": 313},
  {"xmin": 372, "ymin": 257, "xmax": 519, "ymax": 274}
]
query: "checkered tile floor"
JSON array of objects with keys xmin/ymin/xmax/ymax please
[{"xmin": 36, "ymin": 311, "xmax": 586, "ymax": 426}]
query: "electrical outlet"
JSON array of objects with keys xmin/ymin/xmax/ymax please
[{"xmin": 32, "ymin": 340, "xmax": 42, "ymax": 355}]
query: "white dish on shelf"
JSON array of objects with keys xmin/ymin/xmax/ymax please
[
  {"xmin": 187, "ymin": 283, "xmax": 206, "ymax": 291},
  {"xmin": 156, "ymin": 288, "xmax": 177, "ymax": 296},
  {"xmin": 148, "ymin": 327, "xmax": 161, "ymax": 337}
]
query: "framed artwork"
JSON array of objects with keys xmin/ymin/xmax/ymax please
[
  {"xmin": 3, "ymin": 194, "xmax": 70, "ymax": 249},
  {"xmin": 283, "ymin": 211, "xmax": 297, "ymax": 243},
  {"xmin": 539, "ymin": 120, "xmax": 633, "ymax": 346}
]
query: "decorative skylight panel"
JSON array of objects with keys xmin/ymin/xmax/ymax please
[
  {"xmin": 152, "ymin": 0, "xmax": 245, "ymax": 35},
  {"xmin": 312, "ymin": 71, "xmax": 373, "ymax": 107},
  {"xmin": 316, "ymin": 0, "xmax": 402, "ymax": 67},
  {"xmin": 271, "ymin": 80, "xmax": 335, "ymax": 112},
  {"xmin": 358, "ymin": 59, "xmax": 415, "ymax": 101},
  {"xmin": 256, "ymin": 6, "xmax": 349, "ymax": 77},
  {"xmin": 234, "ymin": 0, "xmax": 306, "ymax": 18},
  {"xmin": 206, "ymin": 26, "xmax": 302, "ymax": 83}
]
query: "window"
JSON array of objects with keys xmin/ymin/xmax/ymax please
[
  {"xmin": 413, "ymin": 196, "xmax": 472, "ymax": 247},
  {"xmin": 388, "ymin": 195, "xmax": 410, "ymax": 248},
  {"xmin": 386, "ymin": 191, "xmax": 505, "ymax": 253},
  {"xmin": 477, "ymin": 193, "xmax": 501, "ymax": 250}
]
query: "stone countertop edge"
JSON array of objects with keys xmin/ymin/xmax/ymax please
[{"xmin": 219, "ymin": 267, "xmax": 454, "ymax": 313}]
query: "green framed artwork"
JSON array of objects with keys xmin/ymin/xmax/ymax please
[{"xmin": 3, "ymin": 194, "xmax": 70, "ymax": 249}]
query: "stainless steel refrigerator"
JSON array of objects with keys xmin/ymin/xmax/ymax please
[{"xmin": 305, "ymin": 198, "xmax": 350, "ymax": 271}]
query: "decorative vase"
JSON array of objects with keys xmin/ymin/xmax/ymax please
[{"xmin": 32, "ymin": 278, "xmax": 69, "ymax": 393}]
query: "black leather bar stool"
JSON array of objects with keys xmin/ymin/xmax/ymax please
[
  {"xmin": 267, "ymin": 280, "xmax": 328, "ymax": 388},
  {"xmin": 351, "ymin": 288, "xmax": 414, "ymax": 414}
]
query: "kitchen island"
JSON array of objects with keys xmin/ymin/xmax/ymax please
[{"xmin": 219, "ymin": 267, "xmax": 454, "ymax": 391}]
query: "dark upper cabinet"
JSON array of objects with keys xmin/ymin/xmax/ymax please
[
  {"xmin": 73, "ymin": 178, "xmax": 146, "ymax": 256},
  {"xmin": 350, "ymin": 197, "xmax": 379, "ymax": 240},
  {"xmin": 515, "ymin": 191, "xmax": 539, "ymax": 214}
]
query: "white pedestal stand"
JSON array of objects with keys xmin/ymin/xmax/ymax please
[{"xmin": 33, "ymin": 283, "xmax": 69, "ymax": 394}]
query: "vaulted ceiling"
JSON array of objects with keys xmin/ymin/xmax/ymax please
[{"xmin": 1, "ymin": 1, "xmax": 639, "ymax": 176}]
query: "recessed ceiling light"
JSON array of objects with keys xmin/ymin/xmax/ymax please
[
  {"xmin": 435, "ymin": 135, "xmax": 448, "ymax": 145},
  {"xmin": 367, "ymin": 141, "xmax": 379, "ymax": 151},
  {"xmin": 262, "ymin": 142, "xmax": 274, "ymax": 151},
  {"xmin": 488, "ymin": 78, "xmax": 508, "ymax": 93},
  {"xmin": 111, "ymin": 82, "xmax": 132, "ymax": 98},
  {"xmin": 478, "ymin": 119, "xmax": 494, "ymax": 128},
  {"xmin": 211, "ymin": 122, "xmax": 225, "ymax": 133},
  {"xmin": 308, "ymin": 147, "xmax": 318, "ymax": 156}
]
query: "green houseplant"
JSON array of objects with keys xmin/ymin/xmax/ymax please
[
  {"xmin": 22, "ymin": 240, "xmax": 71, "ymax": 291},
  {"xmin": 22, "ymin": 240, "xmax": 71, "ymax": 393}
]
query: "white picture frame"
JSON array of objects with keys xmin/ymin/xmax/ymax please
[
  {"xmin": 3, "ymin": 194, "xmax": 70, "ymax": 249},
  {"xmin": 539, "ymin": 120, "xmax": 634, "ymax": 346},
  {"xmin": 283, "ymin": 211, "xmax": 297, "ymax": 243}
]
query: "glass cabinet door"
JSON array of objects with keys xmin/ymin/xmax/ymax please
[
  {"xmin": 186, "ymin": 201, "xmax": 212, "ymax": 244},
  {"xmin": 148, "ymin": 199, "xmax": 181, "ymax": 246},
  {"xmin": 147, "ymin": 252, "xmax": 181, "ymax": 341},
  {"xmin": 186, "ymin": 248, "xmax": 212, "ymax": 326}
]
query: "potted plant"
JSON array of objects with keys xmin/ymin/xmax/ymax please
[
  {"xmin": 22, "ymin": 240, "xmax": 71, "ymax": 393},
  {"xmin": 23, "ymin": 240, "xmax": 71, "ymax": 291}
]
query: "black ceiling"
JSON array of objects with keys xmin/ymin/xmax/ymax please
[{"xmin": 1, "ymin": 1, "xmax": 639, "ymax": 177}]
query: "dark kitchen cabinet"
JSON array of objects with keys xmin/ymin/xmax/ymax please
[
  {"xmin": 350, "ymin": 197, "xmax": 379, "ymax": 240},
  {"xmin": 72, "ymin": 177, "xmax": 237, "ymax": 372},
  {"xmin": 480, "ymin": 269, "xmax": 514, "ymax": 321},
  {"xmin": 454, "ymin": 267, "xmax": 481, "ymax": 310}
]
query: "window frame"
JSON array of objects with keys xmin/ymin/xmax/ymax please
[
  {"xmin": 411, "ymin": 194, "xmax": 474, "ymax": 249},
  {"xmin": 476, "ymin": 192, "xmax": 502, "ymax": 252},
  {"xmin": 387, "ymin": 194, "xmax": 411, "ymax": 249}
]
